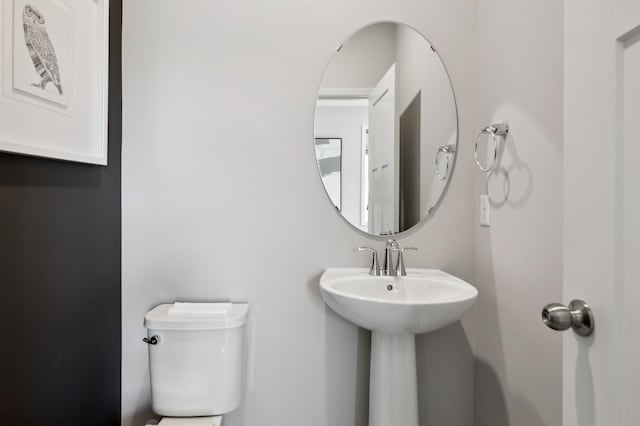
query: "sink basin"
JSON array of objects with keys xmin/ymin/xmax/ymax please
[
  {"xmin": 320, "ymin": 268, "xmax": 477, "ymax": 334},
  {"xmin": 319, "ymin": 268, "xmax": 477, "ymax": 426}
]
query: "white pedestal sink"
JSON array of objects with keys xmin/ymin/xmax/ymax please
[{"xmin": 320, "ymin": 268, "xmax": 477, "ymax": 426}]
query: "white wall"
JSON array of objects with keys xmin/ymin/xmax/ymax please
[
  {"xmin": 320, "ymin": 23, "xmax": 396, "ymax": 90},
  {"xmin": 121, "ymin": 1, "xmax": 477, "ymax": 426},
  {"xmin": 473, "ymin": 0, "xmax": 564, "ymax": 425}
]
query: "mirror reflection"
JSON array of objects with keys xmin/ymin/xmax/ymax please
[
  {"xmin": 314, "ymin": 22, "xmax": 458, "ymax": 236},
  {"xmin": 314, "ymin": 138, "xmax": 343, "ymax": 211}
]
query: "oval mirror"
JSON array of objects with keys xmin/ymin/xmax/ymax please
[{"xmin": 314, "ymin": 22, "xmax": 458, "ymax": 236}]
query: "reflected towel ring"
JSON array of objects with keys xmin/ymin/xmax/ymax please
[
  {"xmin": 435, "ymin": 144, "xmax": 456, "ymax": 180},
  {"xmin": 474, "ymin": 123, "xmax": 509, "ymax": 173}
]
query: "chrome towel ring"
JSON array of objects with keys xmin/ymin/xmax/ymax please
[
  {"xmin": 474, "ymin": 123, "xmax": 509, "ymax": 173},
  {"xmin": 435, "ymin": 144, "xmax": 456, "ymax": 180}
]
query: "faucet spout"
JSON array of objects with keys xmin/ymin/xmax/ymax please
[{"xmin": 383, "ymin": 239, "xmax": 399, "ymax": 276}]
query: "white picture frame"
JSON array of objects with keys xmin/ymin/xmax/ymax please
[{"xmin": 0, "ymin": 0, "xmax": 109, "ymax": 165}]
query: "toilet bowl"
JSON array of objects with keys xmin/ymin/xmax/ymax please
[{"xmin": 143, "ymin": 302, "xmax": 249, "ymax": 426}]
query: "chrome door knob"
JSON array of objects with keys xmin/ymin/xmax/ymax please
[{"xmin": 542, "ymin": 299, "xmax": 594, "ymax": 337}]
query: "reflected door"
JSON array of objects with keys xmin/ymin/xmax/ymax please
[
  {"xmin": 564, "ymin": 2, "xmax": 640, "ymax": 425},
  {"xmin": 368, "ymin": 64, "xmax": 396, "ymax": 234}
]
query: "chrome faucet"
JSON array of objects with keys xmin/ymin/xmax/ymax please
[
  {"xmin": 383, "ymin": 239, "xmax": 399, "ymax": 276},
  {"xmin": 358, "ymin": 240, "xmax": 418, "ymax": 276},
  {"xmin": 358, "ymin": 246, "xmax": 380, "ymax": 276},
  {"xmin": 395, "ymin": 246, "xmax": 418, "ymax": 276}
]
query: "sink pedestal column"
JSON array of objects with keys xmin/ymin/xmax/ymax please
[{"xmin": 369, "ymin": 331, "xmax": 419, "ymax": 426}]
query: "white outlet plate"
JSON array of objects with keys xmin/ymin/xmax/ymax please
[{"xmin": 480, "ymin": 195, "xmax": 490, "ymax": 227}]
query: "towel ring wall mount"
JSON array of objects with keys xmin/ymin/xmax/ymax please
[{"xmin": 474, "ymin": 123, "xmax": 509, "ymax": 173}]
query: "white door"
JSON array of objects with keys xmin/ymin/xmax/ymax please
[
  {"xmin": 564, "ymin": 1, "xmax": 640, "ymax": 425},
  {"xmin": 368, "ymin": 64, "xmax": 396, "ymax": 234}
]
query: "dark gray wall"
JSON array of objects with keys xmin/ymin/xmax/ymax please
[{"xmin": 0, "ymin": 2, "xmax": 122, "ymax": 425}]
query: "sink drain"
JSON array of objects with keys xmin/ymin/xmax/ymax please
[{"xmin": 386, "ymin": 284, "xmax": 394, "ymax": 291}]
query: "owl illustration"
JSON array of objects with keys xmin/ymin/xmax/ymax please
[{"xmin": 22, "ymin": 4, "xmax": 63, "ymax": 95}]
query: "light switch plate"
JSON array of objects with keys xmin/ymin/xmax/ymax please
[{"xmin": 480, "ymin": 195, "xmax": 490, "ymax": 227}]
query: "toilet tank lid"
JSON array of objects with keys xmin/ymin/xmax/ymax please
[{"xmin": 144, "ymin": 303, "xmax": 249, "ymax": 330}]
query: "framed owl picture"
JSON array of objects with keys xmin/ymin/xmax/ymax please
[{"xmin": 0, "ymin": 0, "xmax": 109, "ymax": 165}]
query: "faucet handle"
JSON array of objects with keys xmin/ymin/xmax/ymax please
[
  {"xmin": 358, "ymin": 247, "xmax": 380, "ymax": 276},
  {"xmin": 396, "ymin": 247, "xmax": 418, "ymax": 276}
]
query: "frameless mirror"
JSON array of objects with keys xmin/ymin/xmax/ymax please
[{"xmin": 314, "ymin": 22, "xmax": 458, "ymax": 236}]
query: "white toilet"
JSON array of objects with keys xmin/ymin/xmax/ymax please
[{"xmin": 143, "ymin": 302, "xmax": 249, "ymax": 426}]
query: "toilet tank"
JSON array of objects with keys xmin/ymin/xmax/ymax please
[{"xmin": 144, "ymin": 303, "xmax": 249, "ymax": 417}]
